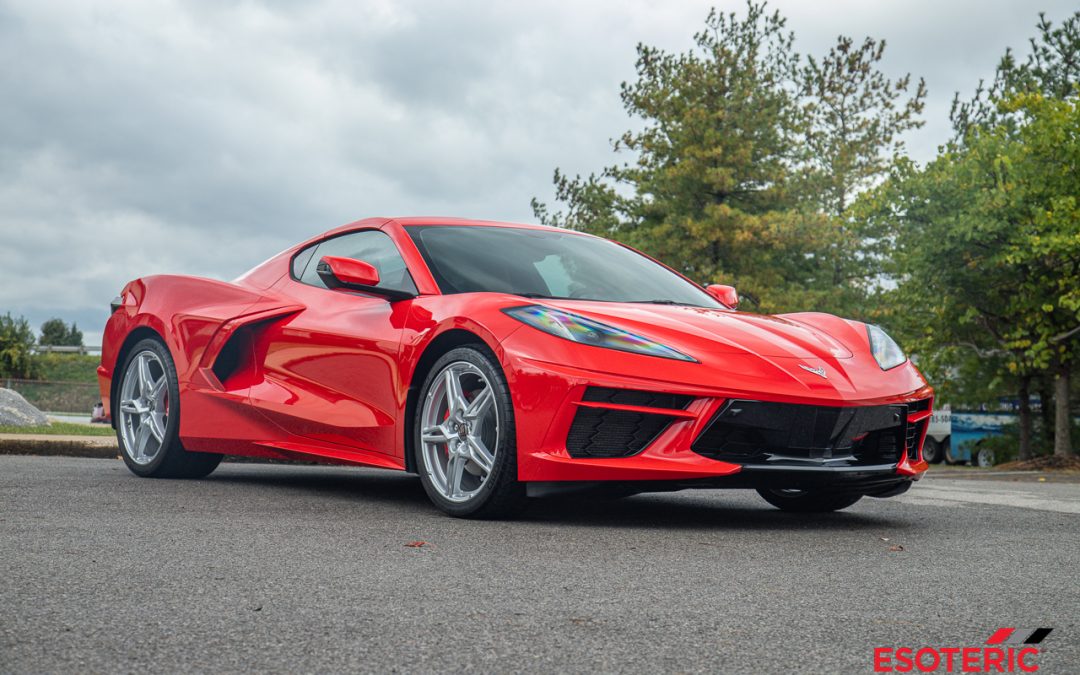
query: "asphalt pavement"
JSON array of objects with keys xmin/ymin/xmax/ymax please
[{"xmin": 2, "ymin": 455, "xmax": 1078, "ymax": 673}]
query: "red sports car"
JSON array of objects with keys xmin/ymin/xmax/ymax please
[{"xmin": 98, "ymin": 217, "xmax": 932, "ymax": 517}]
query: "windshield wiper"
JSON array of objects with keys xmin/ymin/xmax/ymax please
[
  {"xmin": 516, "ymin": 294, "xmax": 705, "ymax": 307},
  {"xmin": 516, "ymin": 292, "xmax": 571, "ymax": 300},
  {"xmin": 631, "ymin": 299, "xmax": 686, "ymax": 306}
]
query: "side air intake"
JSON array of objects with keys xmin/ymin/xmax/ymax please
[{"xmin": 565, "ymin": 387, "xmax": 693, "ymax": 458}]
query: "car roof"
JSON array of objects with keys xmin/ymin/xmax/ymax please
[
  {"xmin": 240, "ymin": 217, "xmax": 599, "ymax": 290},
  {"xmin": 387, "ymin": 216, "xmax": 566, "ymax": 232},
  {"xmin": 318, "ymin": 216, "xmax": 582, "ymax": 239}
]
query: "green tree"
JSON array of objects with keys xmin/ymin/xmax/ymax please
[
  {"xmin": 39, "ymin": 318, "xmax": 84, "ymax": 347},
  {"xmin": 533, "ymin": 3, "xmax": 925, "ymax": 318},
  {"xmin": 876, "ymin": 94, "xmax": 1080, "ymax": 459},
  {"xmin": 533, "ymin": 2, "xmax": 810, "ymax": 312},
  {"xmin": 1005, "ymin": 94, "xmax": 1080, "ymax": 459},
  {"xmin": 941, "ymin": 10, "xmax": 1079, "ymax": 458},
  {"xmin": 950, "ymin": 11, "xmax": 1080, "ymax": 137},
  {"xmin": 797, "ymin": 36, "xmax": 926, "ymax": 317},
  {"xmin": 0, "ymin": 313, "xmax": 37, "ymax": 379},
  {"xmin": 800, "ymin": 37, "xmax": 926, "ymax": 217}
]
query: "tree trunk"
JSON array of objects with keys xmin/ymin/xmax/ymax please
[
  {"xmin": 1053, "ymin": 366, "xmax": 1073, "ymax": 458},
  {"xmin": 1018, "ymin": 377, "xmax": 1033, "ymax": 461},
  {"xmin": 1039, "ymin": 381, "xmax": 1053, "ymax": 448}
]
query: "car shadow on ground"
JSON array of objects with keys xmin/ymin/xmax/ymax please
[
  {"xmin": 205, "ymin": 463, "xmax": 910, "ymax": 532},
  {"xmin": 206, "ymin": 465, "xmax": 432, "ymax": 506},
  {"xmin": 524, "ymin": 494, "xmax": 906, "ymax": 531}
]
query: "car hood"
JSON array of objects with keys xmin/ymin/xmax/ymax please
[{"xmin": 539, "ymin": 300, "xmax": 857, "ymax": 361}]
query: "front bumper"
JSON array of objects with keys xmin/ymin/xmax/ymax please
[
  {"xmin": 506, "ymin": 355, "xmax": 932, "ymax": 489},
  {"xmin": 689, "ymin": 464, "xmax": 916, "ymax": 495},
  {"xmin": 527, "ymin": 466, "xmax": 916, "ymax": 499}
]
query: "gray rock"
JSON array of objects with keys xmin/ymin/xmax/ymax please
[{"xmin": 0, "ymin": 389, "xmax": 49, "ymax": 427}]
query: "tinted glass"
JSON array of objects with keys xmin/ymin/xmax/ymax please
[
  {"xmin": 300, "ymin": 230, "xmax": 417, "ymax": 294},
  {"xmin": 406, "ymin": 225, "xmax": 720, "ymax": 307}
]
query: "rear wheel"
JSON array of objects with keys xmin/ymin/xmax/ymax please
[
  {"xmin": 943, "ymin": 438, "xmax": 964, "ymax": 465},
  {"xmin": 972, "ymin": 446, "xmax": 995, "ymax": 468},
  {"xmin": 757, "ymin": 488, "xmax": 862, "ymax": 513},
  {"xmin": 922, "ymin": 437, "xmax": 944, "ymax": 464},
  {"xmin": 115, "ymin": 338, "xmax": 222, "ymax": 478},
  {"xmin": 414, "ymin": 346, "xmax": 525, "ymax": 518}
]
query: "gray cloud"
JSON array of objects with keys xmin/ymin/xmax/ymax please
[{"xmin": 1, "ymin": 0, "xmax": 1076, "ymax": 345}]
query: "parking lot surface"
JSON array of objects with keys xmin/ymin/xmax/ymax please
[{"xmin": 2, "ymin": 455, "xmax": 1077, "ymax": 673}]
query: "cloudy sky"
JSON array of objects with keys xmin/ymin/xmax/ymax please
[{"xmin": 1, "ymin": 0, "xmax": 1076, "ymax": 346}]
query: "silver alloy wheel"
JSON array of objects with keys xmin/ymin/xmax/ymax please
[
  {"xmin": 118, "ymin": 350, "xmax": 170, "ymax": 465},
  {"xmin": 420, "ymin": 361, "xmax": 499, "ymax": 503}
]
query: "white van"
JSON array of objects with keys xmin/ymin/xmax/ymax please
[{"xmin": 923, "ymin": 405, "xmax": 952, "ymax": 464}]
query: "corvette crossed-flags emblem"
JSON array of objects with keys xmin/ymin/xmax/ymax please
[{"xmin": 798, "ymin": 364, "xmax": 827, "ymax": 378}]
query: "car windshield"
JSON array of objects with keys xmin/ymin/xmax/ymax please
[{"xmin": 405, "ymin": 225, "xmax": 722, "ymax": 308}]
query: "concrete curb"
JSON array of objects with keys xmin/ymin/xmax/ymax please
[
  {"xmin": 0, "ymin": 436, "xmax": 118, "ymax": 459},
  {"xmin": 0, "ymin": 434, "xmax": 307, "ymax": 465}
]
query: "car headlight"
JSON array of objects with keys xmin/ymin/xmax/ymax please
[
  {"xmin": 866, "ymin": 324, "xmax": 907, "ymax": 370},
  {"xmin": 503, "ymin": 305, "xmax": 696, "ymax": 362}
]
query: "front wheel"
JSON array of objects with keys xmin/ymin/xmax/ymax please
[
  {"xmin": 414, "ymin": 346, "xmax": 525, "ymax": 518},
  {"xmin": 115, "ymin": 338, "xmax": 222, "ymax": 478},
  {"xmin": 757, "ymin": 488, "xmax": 862, "ymax": 513}
]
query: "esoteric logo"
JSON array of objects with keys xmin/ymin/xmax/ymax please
[{"xmin": 874, "ymin": 628, "xmax": 1054, "ymax": 673}]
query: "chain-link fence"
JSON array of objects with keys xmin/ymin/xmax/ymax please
[{"xmin": 2, "ymin": 379, "xmax": 100, "ymax": 414}]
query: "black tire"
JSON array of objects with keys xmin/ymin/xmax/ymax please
[
  {"xmin": 972, "ymin": 446, "xmax": 995, "ymax": 468},
  {"xmin": 942, "ymin": 438, "xmax": 964, "ymax": 465},
  {"xmin": 413, "ymin": 346, "xmax": 526, "ymax": 518},
  {"xmin": 757, "ymin": 488, "xmax": 862, "ymax": 513},
  {"xmin": 922, "ymin": 437, "xmax": 944, "ymax": 464},
  {"xmin": 115, "ymin": 338, "xmax": 223, "ymax": 479}
]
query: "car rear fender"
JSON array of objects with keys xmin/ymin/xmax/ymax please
[{"xmin": 101, "ymin": 275, "xmax": 305, "ymax": 410}]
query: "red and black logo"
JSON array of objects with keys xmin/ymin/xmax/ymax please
[
  {"xmin": 984, "ymin": 628, "xmax": 1053, "ymax": 646},
  {"xmin": 874, "ymin": 628, "xmax": 1053, "ymax": 673}
]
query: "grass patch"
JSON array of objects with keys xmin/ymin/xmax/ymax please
[
  {"xmin": 33, "ymin": 353, "xmax": 100, "ymax": 383},
  {"xmin": 5, "ymin": 381, "xmax": 100, "ymax": 414},
  {"xmin": 2, "ymin": 354, "xmax": 101, "ymax": 413},
  {"xmin": 0, "ymin": 422, "xmax": 114, "ymax": 436}
]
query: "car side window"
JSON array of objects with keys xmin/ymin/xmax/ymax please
[
  {"xmin": 298, "ymin": 230, "xmax": 418, "ymax": 294},
  {"xmin": 291, "ymin": 245, "xmax": 317, "ymax": 279}
]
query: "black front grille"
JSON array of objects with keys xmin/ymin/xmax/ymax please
[
  {"xmin": 581, "ymin": 387, "xmax": 692, "ymax": 410},
  {"xmin": 692, "ymin": 400, "xmax": 907, "ymax": 467}
]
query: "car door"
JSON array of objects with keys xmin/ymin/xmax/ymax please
[{"xmin": 247, "ymin": 228, "xmax": 418, "ymax": 458}]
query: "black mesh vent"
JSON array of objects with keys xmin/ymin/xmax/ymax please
[
  {"xmin": 211, "ymin": 326, "xmax": 252, "ymax": 385},
  {"xmin": 692, "ymin": 400, "xmax": 907, "ymax": 467},
  {"xmin": 905, "ymin": 400, "xmax": 931, "ymax": 461},
  {"xmin": 853, "ymin": 428, "xmax": 903, "ymax": 465},
  {"xmin": 566, "ymin": 407, "xmax": 678, "ymax": 458},
  {"xmin": 905, "ymin": 421, "xmax": 926, "ymax": 461},
  {"xmin": 581, "ymin": 387, "xmax": 693, "ymax": 410},
  {"xmin": 907, "ymin": 398, "xmax": 931, "ymax": 414},
  {"xmin": 902, "ymin": 397, "xmax": 928, "ymax": 460}
]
